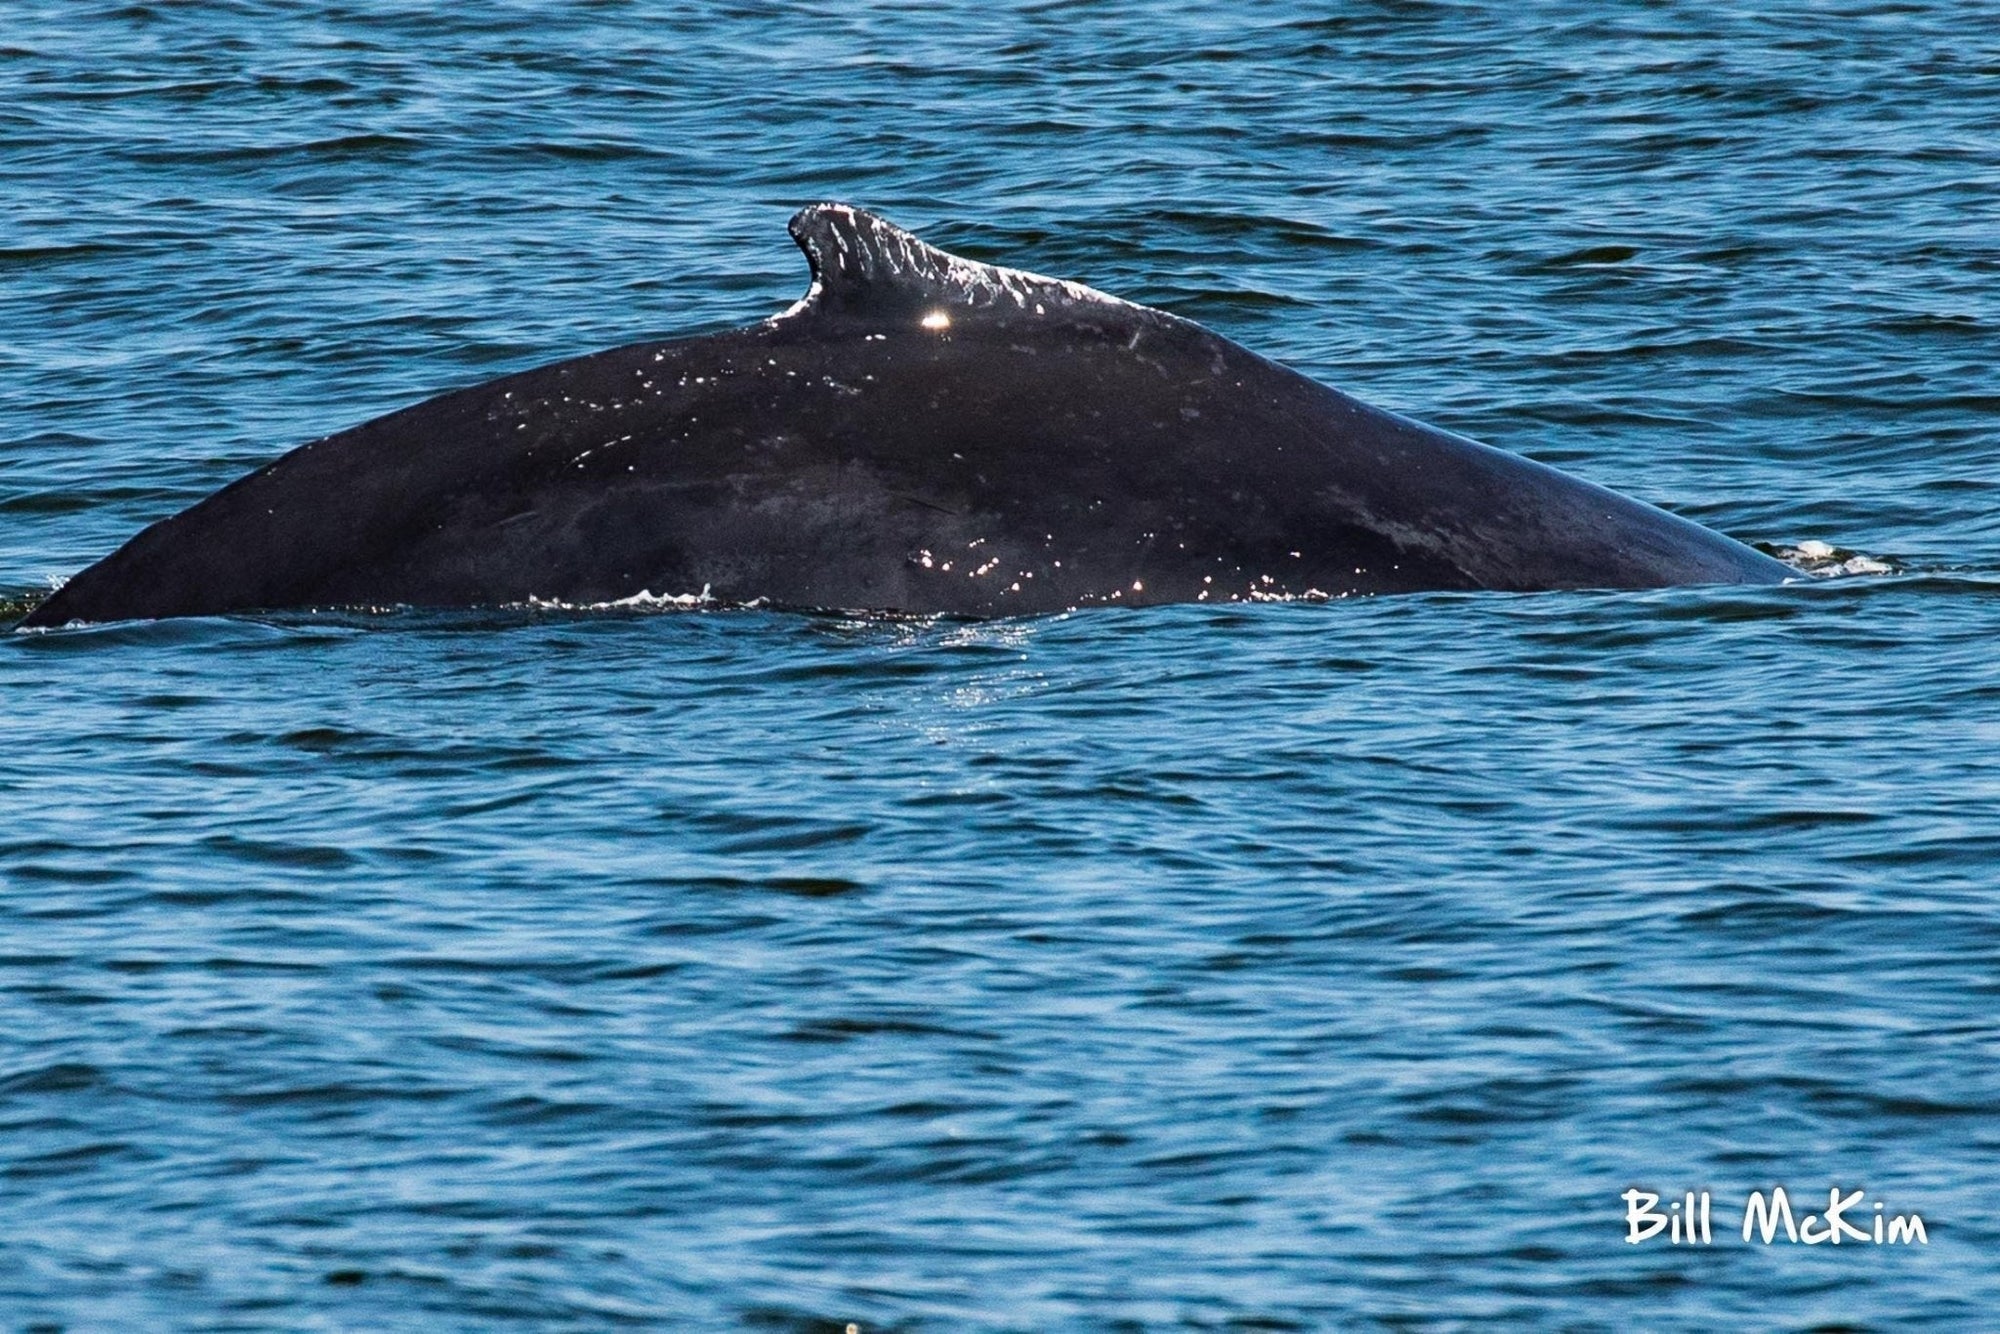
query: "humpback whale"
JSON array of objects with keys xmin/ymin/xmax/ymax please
[{"xmin": 19, "ymin": 204, "xmax": 1790, "ymax": 628}]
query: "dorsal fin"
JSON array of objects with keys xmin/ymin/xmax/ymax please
[{"xmin": 777, "ymin": 203, "xmax": 1154, "ymax": 325}]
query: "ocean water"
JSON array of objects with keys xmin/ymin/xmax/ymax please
[{"xmin": 3, "ymin": 0, "xmax": 1998, "ymax": 1328}]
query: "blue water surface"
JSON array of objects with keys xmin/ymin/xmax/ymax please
[{"xmin": 3, "ymin": 1, "xmax": 1998, "ymax": 1328}]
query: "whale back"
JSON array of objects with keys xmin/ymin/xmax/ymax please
[{"xmin": 18, "ymin": 205, "xmax": 1792, "ymax": 627}]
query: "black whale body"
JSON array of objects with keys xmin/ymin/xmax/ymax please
[{"xmin": 20, "ymin": 204, "xmax": 1790, "ymax": 628}]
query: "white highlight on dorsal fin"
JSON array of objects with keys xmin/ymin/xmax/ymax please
[{"xmin": 768, "ymin": 203, "xmax": 1168, "ymax": 327}]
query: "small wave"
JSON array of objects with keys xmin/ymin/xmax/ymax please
[
  {"xmin": 1771, "ymin": 540, "xmax": 1897, "ymax": 577},
  {"xmin": 1532, "ymin": 243, "xmax": 1641, "ymax": 269},
  {"xmin": 121, "ymin": 132, "xmax": 423, "ymax": 164},
  {"xmin": 0, "ymin": 242, "xmax": 138, "ymax": 268},
  {"xmin": 513, "ymin": 585, "xmax": 772, "ymax": 614}
]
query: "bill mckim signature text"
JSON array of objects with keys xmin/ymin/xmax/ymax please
[{"xmin": 1623, "ymin": 1188, "xmax": 1929, "ymax": 1245}]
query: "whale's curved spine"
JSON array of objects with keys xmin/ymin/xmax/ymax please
[{"xmin": 19, "ymin": 204, "xmax": 1791, "ymax": 628}]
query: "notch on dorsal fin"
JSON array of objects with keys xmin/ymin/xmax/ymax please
[{"xmin": 778, "ymin": 203, "xmax": 1149, "ymax": 325}]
